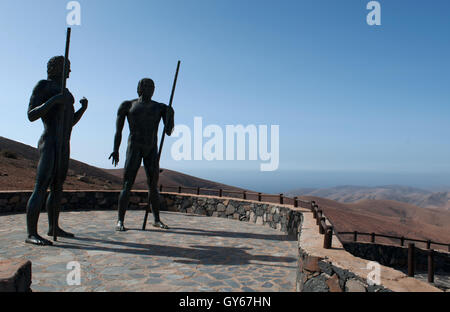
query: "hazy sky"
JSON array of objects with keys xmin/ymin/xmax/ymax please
[{"xmin": 0, "ymin": 0, "xmax": 449, "ymax": 192}]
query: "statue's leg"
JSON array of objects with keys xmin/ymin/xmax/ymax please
[
  {"xmin": 143, "ymin": 154, "xmax": 169, "ymax": 229},
  {"xmin": 25, "ymin": 143, "xmax": 54, "ymax": 246},
  {"xmin": 116, "ymin": 144, "xmax": 141, "ymax": 231},
  {"xmin": 47, "ymin": 146, "xmax": 73, "ymax": 238}
]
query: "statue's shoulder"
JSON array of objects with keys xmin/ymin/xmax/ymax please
[
  {"xmin": 152, "ymin": 100, "xmax": 168, "ymax": 110},
  {"xmin": 118, "ymin": 99, "xmax": 135, "ymax": 114},
  {"xmin": 32, "ymin": 79, "xmax": 50, "ymax": 92}
]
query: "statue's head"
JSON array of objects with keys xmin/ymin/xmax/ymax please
[
  {"xmin": 47, "ymin": 56, "xmax": 71, "ymax": 80},
  {"xmin": 137, "ymin": 78, "xmax": 155, "ymax": 98}
]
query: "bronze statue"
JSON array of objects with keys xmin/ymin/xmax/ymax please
[
  {"xmin": 25, "ymin": 56, "xmax": 88, "ymax": 246},
  {"xmin": 110, "ymin": 78, "xmax": 174, "ymax": 231}
]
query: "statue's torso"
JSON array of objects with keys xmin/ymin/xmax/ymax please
[
  {"xmin": 36, "ymin": 80, "xmax": 75, "ymax": 148},
  {"xmin": 127, "ymin": 100, "xmax": 163, "ymax": 151}
]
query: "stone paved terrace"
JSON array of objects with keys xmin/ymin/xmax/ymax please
[{"xmin": 0, "ymin": 210, "xmax": 298, "ymax": 292}]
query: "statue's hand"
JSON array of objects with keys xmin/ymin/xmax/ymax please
[
  {"xmin": 109, "ymin": 152, "xmax": 119, "ymax": 167},
  {"xmin": 80, "ymin": 97, "xmax": 88, "ymax": 109}
]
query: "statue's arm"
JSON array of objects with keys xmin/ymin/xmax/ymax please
[
  {"xmin": 27, "ymin": 81, "xmax": 60, "ymax": 122},
  {"xmin": 162, "ymin": 104, "xmax": 175, "ymax": 136},
  {"xmin": 73, "ymin": 97, "xmax": 88, "ymax": 126},
  {"xmin": 109, "ymin": 101, "xmax": 130, "ymax": 166},
  {"xmin": 113, "ymin": 101, "xmax": 131, "ymax": 152}
]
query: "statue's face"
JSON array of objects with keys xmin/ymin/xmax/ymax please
[{"xmin": 138, "ymin": 79, "xmax": 155, "ymax": 98}]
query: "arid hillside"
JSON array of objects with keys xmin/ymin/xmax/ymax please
[
  {"xmin": 105, "ymin": 167, "xmax": 245, "ymax": 192},
  {"xmin": 0, "ymin": 136, "xmax": 242, "ymax": 193},
  {"xmin": 301, "ymin": 196, "xmax": 450, "ymax": 250},
  {"xmin": 288, "ymin": 185, "xmax": 450, "ymax": 211},
  {"xmin": 0, "ymin": 136, "xmax": 122, "ymax": 190}
]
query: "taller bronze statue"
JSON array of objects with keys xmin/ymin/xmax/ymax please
[
  {"xmin": 109, "ymin": 78, "xmax": 175, "ymax": 231},
  {"xmin": 25, "ymin": 56, "xmax": 88, "ymax": 246}
]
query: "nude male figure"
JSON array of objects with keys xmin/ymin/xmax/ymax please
[
  {"xmin": 109, "ymin": 78, "xmax": 174, "ymax": 231},
  {"xmin": 26, "ymin": 56, "xmax": 88, "ymax": 246}
]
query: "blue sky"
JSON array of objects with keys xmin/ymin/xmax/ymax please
[{"xmin": 0, "ymin": 0, "xmax": 449, "ymax": 192}]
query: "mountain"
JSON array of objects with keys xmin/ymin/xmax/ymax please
[
  {"xmin": 105, "ymin": 167, "xmax": 245, "ymax": 192},
  {"xmin": 0, "ymin": 136, "xmax": 243, "ymax": 193},
  {"xmin": 0, "ymin": 136, "xmax": 122, "ymax": 190},
  {"xmin": 288, "ymin": 185, "xmax": 450, "ymax": 211}
]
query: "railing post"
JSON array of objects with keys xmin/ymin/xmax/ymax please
[
  {"xmin": 160, "ymin": 184, "xmax": 163, "ymax": 192},
  {"xmin": 323, "ymin": 226, "xmax": 333, "ymax": 249},
  {"xmin": 196, "ymin": 187, "xmax": 200, "ymax": 195},
  {"xmin": 294, "ymin": 197, "xmax": 298, "ymax": 208},
  {"xmin": 219, "ymin": 189, "xmax": 223, "ymax": 197},
  {"xmin": 258, "ymin": 192, "xmax": 262, "ymax": 202},
  {"xmin": 371, "ymin": 233, "xmax": 376, "ymax": 243},
  {"xmin": 316, "ymin": 210, "xmax": 322, "ymax": 225},
  {"xmin": 178, "ymin": 186, "xmax": 181, "ymax": 194},
  {"xmin": 426, "ymin": 240, "xmax": 431, "ymax": 249},
  {"xmin": 314, "ymin": 205, "xmax": 319, "ymax": 217},
  {"xmin": 400, "ymin": 236, "xmax": 405, "ymax": 247},
  {"xmin": 243, "ymin": 191, "xmax": 247, "ymax": 200},
  {"xmin": 428, "ymin": 249, "xmax": 435, "ymax": 283},
  {"xmin": 280, "ymin": 194, "xmax": 284, "ymax": 205},
  {"xmin": 319, "ymin": 217, "xmax": 326, "ymax": 234},
  {"xmin": 408, "ymin": 243, "xmax": 415, "ymax": 277},
  {"xmin": 353, "ymin": 231, "xmax": 358, "ymax": 242}
]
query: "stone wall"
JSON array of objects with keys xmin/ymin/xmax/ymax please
[
  {"xmin": 0, "ymin": 259, "xmax": 32, "ymax": 292},
  {"xmin": 0, "ymin": 191, "xmax": 303, "ymax": 238},
  {"xmin": 162, "ymin": 193, "xmax": 303, "ymax": 238},
  {"xmin": 343, "ymin": 242, "xmax": 450, "ymax": 273},
  {"xmin": 297, "ymin": 248, "xmax": 390, "ymax": 292}
]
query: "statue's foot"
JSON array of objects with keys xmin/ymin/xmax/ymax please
[
  {"xmin": 47, "ymin": 228, "xmax": 75, "ymax": 238},
  {"xmin": 115, "ymin": 221, "xmax": 127, "ymax": 232},
  {"xmin": 153, "ymin": 221, "xmax": 169, "ymax": 230},
  {"xmin": 25, "ymin": 234, "xmax": 53, "ymax": 246}
]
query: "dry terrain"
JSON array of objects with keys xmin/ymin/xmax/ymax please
[
  {"xmin": 288, "ymin": 185, "xmax": 450, "ymax": 211},
  {"xmin": 301, "ymin": 196, "xmax": 450, "ymax": 250}
]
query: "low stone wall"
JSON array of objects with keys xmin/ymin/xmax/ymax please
[
  {"xmin": 0, "ymin": 191, "xmax": 303, "ymax": 238},
  {"xmin": 162, "ymin": 193, "xmax": 303, "ymax": 237},
  {"xmin": 295, "ymin": 209, "xmax": 441, "ymax": 292},
  {"xmin": 0, "ymin": 259, "xmax": 32, "ymax": 292},
  {"xmin": 343, "ymin": 242, "xmax": 450, "ymax": 273},
  {"xmin": 297, "ymin": 250, "xmax": 389, "ymax": 292}
]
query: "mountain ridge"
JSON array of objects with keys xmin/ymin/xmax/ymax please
[{"xmin": 288, "ymin": 185, "xmax": 450, "ymax": 211}]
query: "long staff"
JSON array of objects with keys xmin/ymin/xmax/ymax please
[
  {"xmin": 53, "ymin": 27, "xmax": 72, "ymax": 241},
  {"xmin": 142, "ymin": 60, "xmax": 181, "ymax": 230}
]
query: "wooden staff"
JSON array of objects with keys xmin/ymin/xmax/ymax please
[
  {"xmin": 53, "ymin": 27, "xmax": 72, "ymax": 242},
  {"xmin": 142, "ymin": 60, "xmax": 181, "ymax": 230}
]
